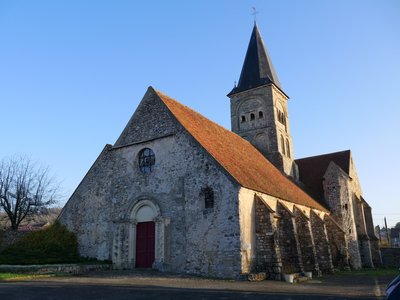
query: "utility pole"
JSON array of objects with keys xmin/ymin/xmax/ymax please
[
  {"xmin": 377, "ymin": 225, "xmax": 381, "ymax": 244},
  {"xmin": 385, "ymin": 217, "xmax": 391, "ymax": 247}
]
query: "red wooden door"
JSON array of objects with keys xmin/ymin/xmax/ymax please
[{"xmin": 135, "ymin": 221, "xmax": 155, "ymax": 268}]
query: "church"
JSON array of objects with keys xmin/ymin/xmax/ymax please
[{"xmin": 59, "ymin": 24, "xmax": 381, "ymax": 279}]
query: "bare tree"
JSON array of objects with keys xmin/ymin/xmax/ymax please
[{"xmin": 0, "ymin": 156, "xmax": 59, "ymax": 230}]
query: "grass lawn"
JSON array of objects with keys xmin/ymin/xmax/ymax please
[{"xmin": 0, "ymin": 273, "xmax": 57, "ymax": 281}]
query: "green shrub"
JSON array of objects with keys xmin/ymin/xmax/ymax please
[{"xmin": 0, "ymin": 221, "xmax": 80, "ymax": 265}]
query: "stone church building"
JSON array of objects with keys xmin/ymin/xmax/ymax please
[{"xmin": 59, "ymin": 24, "xmax": 381, "ymax": 279}]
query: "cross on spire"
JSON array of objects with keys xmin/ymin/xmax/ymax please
[
  {"xmin": 252, "ymin": 7, "xmax": 259, "ymax": 23},
  {"xmin": 227, "ymin": 23, "xmax": 283, "ymax": 96}
]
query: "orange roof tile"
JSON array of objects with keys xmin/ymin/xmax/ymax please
[{"xmin": 154, "ymin": 88, "xmax": 329, "ymax": 213}]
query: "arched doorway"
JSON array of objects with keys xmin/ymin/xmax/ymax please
[
  {"xmin": 130, "ymin": 200, "xmax": 160, "ymax": 268},
  {"xmin": 136, "ymin": 221, "xmax": 155, "ymax": 268}
]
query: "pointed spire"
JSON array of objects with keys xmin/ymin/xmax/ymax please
[{"xmin": 229, "ymin": 24, "xmax": 282, "ymax": 95}]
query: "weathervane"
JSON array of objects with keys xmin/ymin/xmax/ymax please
[{"xmin": 252, "ymin": 7, "xmax": 259, "ymax": 23}]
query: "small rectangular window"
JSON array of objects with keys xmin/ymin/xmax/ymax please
[{"xmin": 203, "ymin": 187, "xmax": 214, "ymax": 209}]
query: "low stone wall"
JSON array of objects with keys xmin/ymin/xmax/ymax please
[
  {"xmin": 381, "ymin": 248, "xmax": 400, "ymax": 268},
  {"xmin": 0, "ymin": 263, "xmax": 112, "ymax": 274}
]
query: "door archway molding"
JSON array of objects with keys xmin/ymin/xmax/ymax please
[{"xmin": 128, "ymin": 199, "xmax": 166, "ymax": 269}]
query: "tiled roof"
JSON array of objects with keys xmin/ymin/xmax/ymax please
[
  {"xmin": 154, "ymin": 88, "xmax": 328, "ymax": 213},
  {"xmin": 295, "ymin": 150, "xmax": 351, "ymax": 203}
]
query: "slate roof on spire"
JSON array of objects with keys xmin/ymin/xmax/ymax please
[{"xmin": 229, "ymin": 24, "xmax": 283, "ymax": 95}]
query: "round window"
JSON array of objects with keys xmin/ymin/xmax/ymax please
[{"xmin": 138, "ymin": 148, "xmax": 155, "ymax": 174}]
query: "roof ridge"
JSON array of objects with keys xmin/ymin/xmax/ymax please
[
  {"xmin": 153, "ymin": 89, "xmax": 264, "ymax": 187},
  {"xmin": 153, "ymin": 88, "xmax": 329, "ymax": 213},
  {"xmin": 296, "ymin": 149, "xmax": 351, "ymax": 161},
  {"xmin": 153, "ymin": 89, "xmax": 234, "ymax": 134}
]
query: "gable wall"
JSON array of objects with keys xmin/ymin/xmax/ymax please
[
  {"xmin": 323, "ymin": 163, "xmax": 354, "ymax": 231},
  {"xmin": 60, "ymin": 93, "xmax": 241, "ymax": 278},
  {"xmin": 114, "ymin": 89, "xmax": 180, "ymax": 147},
  {"xmin": 59, "ymin": 145, "xmax": 115, "ymax": 260},
  {"xmin": 348, "ymin": 157, "xmax": 363, "ymax": 198},
  {"xmin": 323, "ymin": 161, "xmax": 367, "ymax": 268}
]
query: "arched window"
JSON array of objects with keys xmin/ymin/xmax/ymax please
[
  {"xmin": 138, "ymin": 148, "xmax": 155, "ymax": 174},
  {"xmin": 241, "ymin": 115, "xmax": 246, "ymax": 123},
  {"xmin": 250, "ymin": 113, "xmax": 255, "ymax": 121},
  {"xmin": 202, "ymin": 187, "xmax": 214, "ymax": 209},
  {"xmin": 286, "ymin": 139, "xmax": 291, "ymax": 158},
  {"xmin": 277, "ymin": 110, "xmax": 286, "ymax": 126},
  {"xmin": 280, "ymin": 135, "xmax": 286, "ymax": 155},
  {"xmin": 258, "ymin": 111, "xmax": 264, "ymax": 118}
]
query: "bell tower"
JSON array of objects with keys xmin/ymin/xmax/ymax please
[{"xmin": 228, "ymin": 24, "xmax": 298, "ymax": 179}]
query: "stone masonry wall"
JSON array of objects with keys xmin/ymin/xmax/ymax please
[
  {"xmin": 324, "ymin": 215, "xmax": 349, "ymax": 269},
  {"xmin": 310, "ymin": 211, "xmax": 333, "ymax": 272},
  {"xmin": 114, "ymin": 87, "xmax": 180, "ymax": 147},
  {"xmin": 348, "ymin": 156, "xmax": 375, "ymax": 268},
  {"xmin": 60, "ymin": 89, "xmax": 242, "ymax": 278},
  {"xmin": 240, "ymin": 190, "xmax": 342, "ymax": 278},
  {"xmin": 59, "ymin": 144, "xmax": 114, "ymax": 260},
  {"xmin": 254, "ymin": 197, "xmax": 282, "ymax": 280},
  {"xmin": 370, "ymin": 240, "xmax": 382, "ymax": 267},
  {"xmin": 323, "ymin": 162, "xmax": 362, "ymax": 269},
  {"xmin": 229, "ymin": 85, "xmax": 297, "ymax": 179},
  {"xmin": 293, "ymin": 206, "xmax": 319, "ymax": 273},
  {"xmin": 230, "ymin": 86, "xmax": 276, "ymax": 158},
  {"xmin": 276, "ymin": 202, "xmax": 303, "ymax": 274},
  {"xmin": 353, "ymin": 197, "xmax": 373, "ymax": 268},
  {"xmin": 363, "ymin": 205, "xmax": 382, "ymax": 266}
]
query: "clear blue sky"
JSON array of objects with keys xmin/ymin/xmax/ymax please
[{"xmin": 1, "ymin": 1, "xmax": 399, "ymax": 227}]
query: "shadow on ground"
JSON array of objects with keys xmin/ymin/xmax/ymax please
[{"xmin": 0, "ymin": 282, "xmax": 385, "ymax": 300}]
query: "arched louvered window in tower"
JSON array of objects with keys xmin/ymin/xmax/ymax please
[
  {"xmin": 286, "ymin": 139, "xmax": 291, "ymax": 158},
  {"xmin": 281, "ymin": 135, "xmax": 286, "ymax": 155}
]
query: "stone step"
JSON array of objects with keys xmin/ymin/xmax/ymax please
[{"xmin": 283, "ymin": 272, "xmax": 313, "ymax": 283}]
